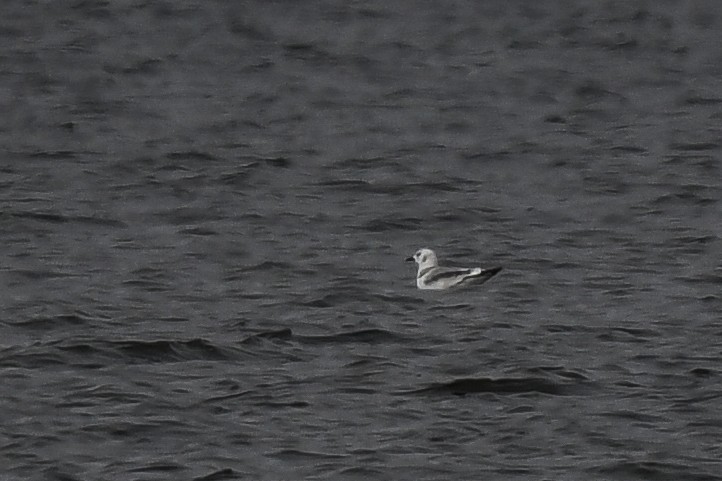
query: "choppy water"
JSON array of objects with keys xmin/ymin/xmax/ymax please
[{"xmin": 2, "ymin": 1, "xmax": 722, "ymax": 480}]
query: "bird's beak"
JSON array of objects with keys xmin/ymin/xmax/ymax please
[{"xmin": 405, "ymin": 256, "xmax": 414, "ymax": 262}]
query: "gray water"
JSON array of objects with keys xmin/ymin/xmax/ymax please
[{"xmin": 2, "ymin": 1, "xmax": 722, "ymax": 480}]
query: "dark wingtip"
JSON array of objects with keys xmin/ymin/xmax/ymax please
[{"xmin": 473, "ymin": 266, "xmax": 502, "ymax": 284}]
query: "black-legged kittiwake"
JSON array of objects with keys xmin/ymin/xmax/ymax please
[{"xmin": 406, "ymin": 248, "xmax": 502, "ymax": 290}]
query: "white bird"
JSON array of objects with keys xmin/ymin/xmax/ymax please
[{"xmin": 406, "ymin": 248, "xmax": 502, "ymax": 290}]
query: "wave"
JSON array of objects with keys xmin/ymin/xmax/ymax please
[{"xmin": 409, "ymin": 376, "xmax": 571, "ymax": 396}]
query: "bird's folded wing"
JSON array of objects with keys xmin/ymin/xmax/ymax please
[{"xmin": 423, "ymin": 267, "xmax": 475, "ymax": 284}]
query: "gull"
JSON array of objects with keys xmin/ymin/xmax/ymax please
[{"xmin": 406, "ymin": 248, "xmax": 502, "ymax": 290}]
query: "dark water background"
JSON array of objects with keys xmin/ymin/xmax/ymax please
[{"xmin": 2, "ymin": 1, "xmax": 722, "ymax": 480}]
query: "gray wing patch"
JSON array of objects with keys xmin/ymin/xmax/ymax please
[{"xmin": 424, "ymin": 268, "xmax": 473, "ymax": 284}]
